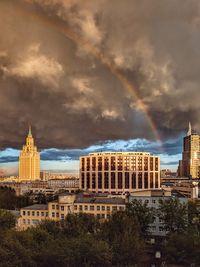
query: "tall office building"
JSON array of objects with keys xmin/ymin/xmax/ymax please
[
  {"xmin": 80, "ymin": 152, "xmax": 160, "ymax": 193},
  {"xmin": 19, "ymin": 126, "xmax": 40, "ymax": 181},
  {"xmin": 178, "ymin": 123, "xmax": 200, "ymax": 179}
]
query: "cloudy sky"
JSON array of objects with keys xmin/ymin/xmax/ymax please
[{"xmin": 0, "ymin": 0, "xmax": 199, "ymax": 175}]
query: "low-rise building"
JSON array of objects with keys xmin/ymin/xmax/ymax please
[
  {"xmin": 18, "ymin": 193, "xmax": 126, "ymax": 230},
  {"xmin": 18, "ymin": 204, "xmax": 48, "ymax": 230},
  {"xmin": 129, "ymin": 189, "xmax": 187, "ymax": 236}
]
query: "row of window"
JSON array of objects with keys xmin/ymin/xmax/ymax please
[
  {"xmin": 81, "ymin": 172, "xmax": 159, "ymax": 189},
  {"xmin": 74, "ymin": 205, "xmax": 125, "ymax": 212},
  {"xmin": 81, "ymin": 157, "xmax": 159, "ymax": 171},
  {"xmin": 22, "ymin": 210, "xmax": 48, "ymax": 217}
]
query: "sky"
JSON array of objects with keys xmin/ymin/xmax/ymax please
[{"xmin": 0, "ymin": 0, "xmax": 199, "ymax": 175}]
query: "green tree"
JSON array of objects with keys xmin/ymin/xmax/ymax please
[
  {"xmin": 0, "ymin": 209, "xmax": 16, "ymax": 230},
  {"xmin": 163, "ymin": 231, "xmax": 200, "ymax": 265},
  {"xmin": 188, "ymin": 200, "xmax": 200, "ymax": 234},
  {"xmin": 126, "ymin": 199, "xmax": 155, "ymax": 235},
  {"xmin": 61, "ymin": 213, "xmax": 100, "ymax": 237},
  {"xmin": 101, "ymin": 211, "xmax": 145, "ymax": 266},
  {"xmin": 158, "ymin": 198, "xmax": 188, "ymax": 233}
]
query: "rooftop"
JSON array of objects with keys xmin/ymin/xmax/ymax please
[
  {"xmin": 87, "ymin": 152, "xmax": 152, "ymax": 156},
  {"xmin": 75, "ymin": 196, "xmax": 126, "ymax": 205},
  {"xmin": 22, "ymin": 204, "xmax": 48, "ymax": 210}
]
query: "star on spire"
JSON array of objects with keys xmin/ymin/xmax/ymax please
[{"xmin": 28, "ymin": 125, "xmax": 32, "ymax": 137}]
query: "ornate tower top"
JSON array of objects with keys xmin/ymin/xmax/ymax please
[
  {"xmin": 28, "ymin": 125, "xmax": 32, "ymax": 137},
  {"xmin": 187, "ymin": 122, "xmax": 192, "ymax": 136}
]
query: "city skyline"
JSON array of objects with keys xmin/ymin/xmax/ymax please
[{"xmin": 0, "ymin": 1, "xmax": 200, "ymax": 175}]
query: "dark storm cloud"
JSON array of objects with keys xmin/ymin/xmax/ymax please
[
  {"xmin": 0, "ymin": 0, "xmax": 199, "ymax": 150},
  {"xmin": 0, "ymin": 156, "xmax": 19, "ymax": 163}
]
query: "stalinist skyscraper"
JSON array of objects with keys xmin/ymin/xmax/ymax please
[{"xmin": 19, "ymin": 126, "xmax": 40, "ymax": 181}]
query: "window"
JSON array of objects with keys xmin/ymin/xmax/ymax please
[
  {"xmin": 90, "ymin": 205, "xmax": 94, "ymax": 211},
  {"xmin": 23, "ymin": 219, "xmax": 26, "ymax": 224},
  {"xmin": 84, "ymin": 205, "xmax": 88, "ymax": 211},
  {"xmin": 52, "ymin": 205, "xmax": 55, "ymax": 210},
  {"xmin": 144, "ymin": 173, "xmax": 148, "ymax": 189},
  {"xmin": 104, "ymin": 172, "xmax": 109, "ymax": 189},
  {"xmin": 23, "ymin": 211, "xmax": 26, "ymax": 216},
  {"xmin": 98, "ymin": 172, "xmax": 102, "ymax": 189},
  {"xmin": 111, "ymin": 172, "xmax": 115, "ymax": 189},
  {"xmin": 92, "ymin": 173, "xmax": 96, "ymax": 189},
  {"xmin": 32, "ymin": 219, "xmax": 39, "ymax": 225},
  {"xmin": 138, "ymin": 173, "xmax": 142, "ymax": 189},
  {"xmin": 61, "ymin": 206, "xmax": 64, "ymax": 211},
  {"xmin": 52, "ymin": 212, "xmax": 55, "ymax": 217},
  {"xmin": 107, "ymin": 206, "xmax": 110, "ymax": 211},
  {"xmin": 125, "ymin": 172, "xmax": 129, "ymax": 189},
  {"xmin": 118, "ymin": 172, "xmax": 122, "ymax": 189},
  {"xmin": 87, "ymin": 173, "xmax": 90, "ymax": 189},
  {"xmin": 97, "ymin": 206, "xmax": 100, "ymax": 211},
  {"xmin": 102, "ymin": 206, "xmax": 105, "ymax": 211},
  {"xmin": 101, "ymin": 214, "xmax": 105, "ymax": 219},
  {"xmin": 74, "ymin": 205, "xmax": 77, "ymax": 210},
  {"xmin": 112, "ymin": 206, "xmax": 117, "ymax": 211},
  {"xmin": 145, "ymin": 199, "xmax": 149, "ymax": 204},
  {"xmin": 159, "ymin": 226, "xmax": 164, "ymax": 232},
  {"xmin": 152, "ymin": 199, "xmax": 156, "ymax": 204},
  {"xmin": 97, "ymin": 214, "xmax": 101, "ymax": 219},
  {"xmin": 56, "ymin": 205, "xmax": 59, "ymax": 210},
  {"xmin": 27, "ymin": 211, "xmax": 30, "ymax": 216},
  {"xmin": 41, "ymin": 212, "xmax": 44, "ymax": 216},
  {"xmin": 81, "ymin": 173, "xmax": 85, "ymax": 189},
  {"xmin": 61, "ymin": 214, "xmax": 65, "ymax": 220},
  {"xmin": 107, "ymin": 214, "xmax": 110, "ymax": 219},
  {"xmin": 28, "ymin": 219, "xmax": 30, "ymax": 224},
  {"xmin": 56, "ymin": 213, "xmax": 59, "ymax": 218},
  {"xmin": 46, "ymin": 212, "xmax": 48, "ymax": 216},
  {"xmin": 32, "ymin": 211, "xmax": 35, "ymax": 216},
  {"xmin": 37, "ymin": 211, "xmax": 40, "ymax": 216}
]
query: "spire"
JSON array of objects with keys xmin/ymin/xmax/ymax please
[
  {"xmin": 28, "ymin": 125, "xmax": 32, "ymax": 137},
  {"xmin": 187, "ymin": 122, "xmax": 192, "ymax": 136}
]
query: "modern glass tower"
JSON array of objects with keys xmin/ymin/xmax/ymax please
[{"xmin": 178, "ymin": 123, "xmax": 200, "ymax": 179}]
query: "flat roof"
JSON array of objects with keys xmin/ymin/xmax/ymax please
[
  {"xmin": 75, "ymin": 197, "xmax": 125, "ymax": 205},
  {"xmin": 88, "ymin": 152, "xmax": 151, "ymax": 156},
  {"xmin": 22, "ymin": 204, "xmax": 48, "ymax": 210}
]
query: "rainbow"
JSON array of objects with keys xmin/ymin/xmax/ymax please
[{"xmin": 5, "ymin": 1, "xmax": 162, "ymax": 146}]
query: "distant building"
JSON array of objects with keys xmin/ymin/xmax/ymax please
[
  {"xmin": 172, "ymin": 181, "xmax": 199, "ymax": 199},
  {"xmin": 129, "ymin": 189, "xmax": 187, "ymax": 236},
  {"xmin": 18, "ymin": 204, "xmax": 48, "ymax": 230},
  {"xmin": 178, "ymin": 123, "xmax": 200, "ymax": 179},
  {"xmin": 161, "ymin": 169, "xmax": 177, "ymax": 178},
  {"xmin": 80, "ymin": 152, "xmax": 160, "ymax": 193},
  {"xmin": 19, "ymin": 126, "xmax": 40, "ymax": 181},
  {"xmin": 47, "ymin": 178, "xmax": 79, "ymax": 189}
]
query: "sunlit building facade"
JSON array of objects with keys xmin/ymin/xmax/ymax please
[
  {"xmin": 19, "ymin": 127, "xmax": 40, "ymax": 181},
  {"xmin": 80, "ymin": 152, "xmax": 160, "ymax": 193},
  {"xmin": 178, "ymin": 123, "xmax": 200, "ymax": 179}
]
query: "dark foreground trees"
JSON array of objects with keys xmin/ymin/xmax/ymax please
[
  {"xmin": 1, "ymin": 198, "xmax": 200, "ymax": 266},
  {"xmin": 0, "ymin": 211, "xmax": 147, "ymax": 267}
]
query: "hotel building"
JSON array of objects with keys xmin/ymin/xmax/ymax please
[
  {"xmin": 19, "ymin": 127, "xmax": 40, "ymax": 181},
  {"xmin": 178, "ymin": 123, "xmax": 200, "ymax": 179},
  {"xmin": 80, "ymin": 152, "xmax": 160, "ymax": 193}
]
